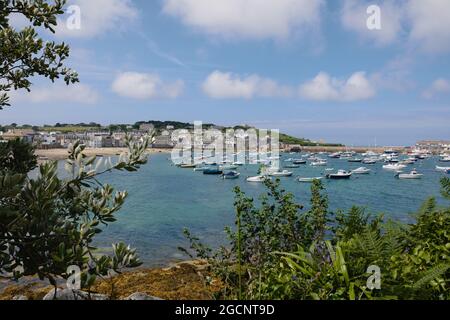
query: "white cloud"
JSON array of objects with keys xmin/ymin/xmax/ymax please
[
  {"xmin": 112, "ymin": 72, "xmax": 184, "ymax": 100},
  {"xmin": 202, "ymin": 71, "xmax": 292, "ymax": 99},
  {"xmin": 299, "ymin": 72, "xmax": 376, "ymax": 102},
  {"xmin": 341, "ymin": 0, "xmax": 450, "ymax": 54},
  {"xmin": 55, "ymin": 0, "xmax": 137, "ymax": 38},
  {"xmin": 422, "ymin": 78, "xmax": 450, "ymax": 99},
  {"xmin": 406, "ymin": 0, "xmax": 450, "ymax": 54},
  {"xmin": 162, "ymin": 0, "xmax": 323, "ymax": 40},
  {"xmin": 341, "ymin": 0, "xmax": 404, "ymax": 46},
  {"xmin": 10, "ymin": 84, "xmax": 99, "ymax": 104}
]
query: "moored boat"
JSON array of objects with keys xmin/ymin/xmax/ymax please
[
  {"xmin": 203, "ymin": 168, "xmax": 223, "ymax": 175},
  {"xmin": 310, "ymin": 160, "xmax": 327, "ymax": 167},
  {"xmin": 396, "ymin": 170, "xmax": 423, "ymax": 179},
  {"xmin": 269, "ymin": 170, "xmax": 293, "ymax": 177},
  {"xmin": 326, "ymin": 170, "xmax": 352, "ymax": 180},
  {"xmin": 222, "ymin": 171, "xmax": 240, "ymax": 180},
  {"xmin": 246, "ymin": 176, "xmax": 270, "ymax": 182},
  {"xmin": 351, "ymin": 167, "xmax": 371, "ymax": 174},
  {"xmin": 298, "ymin": 177, "xmax": 323, "ymax": 183},
  {"xmin": 292, "ymin": 159, "xmax": 307, "ymax": 165},
  {"xmin": 436, "ymin": 166, "xmax": 450, "ymax": 172},
  {"xmin": 348, "ymin": 158, "xmax": 363, "ymax": 163},
  {"xmin": 383, "ymin": 163, "xmax": 407, "ymax": 171}
]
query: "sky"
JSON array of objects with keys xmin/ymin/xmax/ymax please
[{"xmin": 2, "ymin": 0, "xmax": 450, "ymax": 146}]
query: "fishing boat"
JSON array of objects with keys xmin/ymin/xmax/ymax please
[
  {"xmin": 326, "ymin": 170, "xmax": 352, "ymax": 180},
  {"xmin": 351, "ymin": 167, "xmax": 371, "ymax": 174},
  {"xmin": 222, "ymin": 171, "xmax": 240, "ymax": 180},
  {"xmin": 293, "ymin": 159, "xmax": 307, "ymax": 165},
  {"xmin": 269, "ymin": 170, "xmax": 293, "ymax": 177},
  {"xmin": 396, "ymin": 170, "xmax": 423, "ymax": 179},
  {"xmin": 383, "ymin": 163, "xmax": 407, "ymax": 171},
  {"xmin": 246, "ymin": 176, "xmax": 270, "ymax": 183},
  {"xmin": 436, "ymin": 166, "xmax": 450, "ymax": 172},
  {"xmin": 203, "ymin": 168, "xmax": 223, "ymax": 175},
  {"xmin": 298, "ymin": 177, "xmax": 323, "ymax": 183}
]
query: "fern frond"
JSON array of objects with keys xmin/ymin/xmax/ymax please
[{"xmin": 413, "ymin": 264, "xmax": 450, "ymax": 290}]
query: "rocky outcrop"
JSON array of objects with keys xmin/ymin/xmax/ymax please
[{"xmin": 42, "ymin": 288, "xmax": 109, "ymax": 301}]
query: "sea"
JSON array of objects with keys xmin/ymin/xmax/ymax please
[{"xmin": 83, "ymin": 153, "xmax": 449, "ymax": 267}]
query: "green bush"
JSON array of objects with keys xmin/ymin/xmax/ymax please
[{"xmin": 183, "ymin": 179, "xmax": 450, "ymax": 300}]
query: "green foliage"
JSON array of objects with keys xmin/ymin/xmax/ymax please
[
  {"xmin": 441, "ymin": 177, "xmax": 450, "ymax": 200},
  {"xmin": 0, "ymin": 134, "xmax": 152, "ymax": 290},
  {"xmin": 0, "ymin": 138, "xmax": 37, "ymax": 174},
  {"xmin": 0, "ymin": 0, "xmax": 79, "ymax": 109},
  {"xmin": 182, "ymin": 178, "xmax": 450, "ymax": 300}
]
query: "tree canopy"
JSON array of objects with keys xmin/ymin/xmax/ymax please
[{"xmin": 0, "ymin": 0, "xmax": 78, "ymax": 109}]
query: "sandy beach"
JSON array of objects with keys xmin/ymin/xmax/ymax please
[{"xmin": 35, "ymin": 147, "xmax": 171, "ymax": 161}]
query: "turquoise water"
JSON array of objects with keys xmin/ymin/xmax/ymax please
[{"xmin": 89, "ymin": 153, "xmax": 449, "ymax": 267}]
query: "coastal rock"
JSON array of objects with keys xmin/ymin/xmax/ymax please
[
  {"xmin": 125, "ymin": 292, "xmax": 163, "ymax": 300},
  {"xmin": 42, "ymin": 288, "xmax": 109, "ymax": 301}
]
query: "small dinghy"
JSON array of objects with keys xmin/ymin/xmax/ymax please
[
  {"xmin": 222, "ymin": 171, "xmax": 240, "ymax": 180},
  {"xmin": 326, "ymin": 170, "xmax": 352, "ymax": 180},
  {"xmin": 298, "ymin": 177, "xmax": 323, "ymax": 183},
  {"xmin": 396, "ymin": 170, "xmax": 423, "ymax": 179},
  {"xmin": 351, "ymin": 167, "xmax": 371, "ymax": 174},
  {"xmin": 270, "ymin": 170, "xmax": 293, "ymax": 177}
]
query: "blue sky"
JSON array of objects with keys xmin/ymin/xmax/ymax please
[{"xmin": 2, "ymin": 0, "xmax": 450, "ymax": 146}]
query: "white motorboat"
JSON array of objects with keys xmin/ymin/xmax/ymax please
[
  {"xmin": 233, "ymin": 161, "xmax": 244, "ymax": 166},
  {"xmin": 326, "ymin": 170, "xmax": 352, "ymax": 180},
  {"xmin": 436, "ymin": 166, "xmax": 450, "ymax": 172},
  {"xmin": 440, "ymin": 156, "xmax": 450, "ymax": 162},
  {"xmin": 246, "ymin": 176, "xmax": 271, "ymax": 183},
  {"xmin": 311, "ymin": 160, "xmax": 327, "ymax": 167},
  {"xmin": 352, "ymin": 167, "xmax": 371, "ymax": 174},
  {"xmin": 362, "ymin": 158, "xmax": 377, "ymax": 164},
  {"xmin": 270, "ymin": 170, "xmax": 293, "ymax": 177},
  {"xmin": 396, "ymin": 170, "xmax": 423, "ymax": 179},
  {"xmin": 383, "ymin": 163, "xmax": 407, "ymax": 171},
  {"xmin": 298, "ymin": 177, "xmax": 323, "ymax": 183}
]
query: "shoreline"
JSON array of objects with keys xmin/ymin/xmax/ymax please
[{"xmin": 35, "ymin": 147, "xmax": 172, "ymax": 161}]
